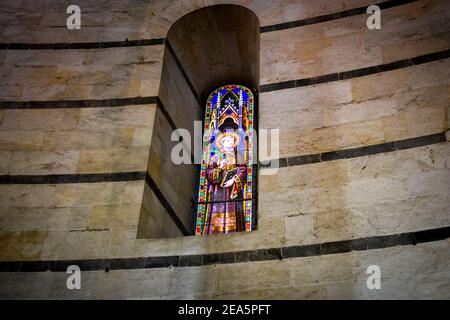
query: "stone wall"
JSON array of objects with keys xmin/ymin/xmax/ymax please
[{"xmin": 0, "ymin": 0, "xmax": 449, "ymax": 299}]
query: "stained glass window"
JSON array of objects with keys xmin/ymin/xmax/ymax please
[{"xmin": 195, "ymin": 84, "xmax": 255, "ymax": 235}]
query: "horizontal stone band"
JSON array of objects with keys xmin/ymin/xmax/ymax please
[
  {"xmin": 0, "ymin": 133, "xmax": 446, "ymax": 183},
  {"xmin": 0, "ymin": 38, "xmax": 165, "ymax": 50},
  {"xmin": 2, "ymin": 50, "xmax": 448, "ymax": 111},
  {"xmin": 0, "ymin": 1, "xmax": 418, "ymax": 50},
  {"xmin": 260, "ymin": 0, "xmax": 418, "ymax": 32},
  {"xmin": 0, "ymin": 226, "xmax": 448, "ymax": 272},
  {"xmin": 260, "ymin": 49, "xmax": 450, "ymax": 92},
  {"xmin": 0, "ymin": 172, "xmax": 146, "ymax": 184},
  {"xmin": 0, "ymin": 96, "xmax": 158, "ymax": 109},
  {"xmin": 260, "ymin": 133, "xmax": 448, "ymax": 169}
]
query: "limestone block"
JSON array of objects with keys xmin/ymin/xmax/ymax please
[
  {"xmin": 307, "ymin": 242, "xmax": 450, "ymax": 298},
  {"xmin": 9, "ymin": 150, "xmax": 79, "ymax": 175},
  {"xmin": 6, "ymin": 65, "xmax": 58, "ymax": 87},
  {"xmin": 0, "ymin": 131, "xmax": 45, "ymax": 151},
  {"xmin": 260, "ymin": 160, "xmax": 349, "ymax": 194},
  {"xmin": 79, "ymin": 105, "xmax": 155, "ymax": 130},
  {"xmin": 158, "ymin": 163, "xmax": 196, "ymax": 229},
  {"xmin": 354, "ymin": 240, "xmax": 450, "ymax": 278},
  {"xmin": 377, "ymin": 197, "xmax": 446, "ymax": 236},
  {"xmin": 260, "ymin": 24, "xmax": 325, "ymax": 84},
  {"xmin": 259, "ymin": 183, "xmax": 348, "ymax": 217},
  {"xmin": 178, "ymin": 215, "xmax": 285, "ymax": 255},
  {"xmin": 284, "ymin": 214, "xmax": 315, "ymax": 245},
  {"xmin": 343, "ymin": 177, "xmax": 410, "ymax": 207},
  {"xmin": 138, "ymin": 202, "xmax": 163, "ymax": 240},
  {"xmin": 415, "ymin": 271, "xmax": 450, "ymax": 299},
  {"xmin": 351, "ymin": 69, "xmax": 405, "ymax": 102},
  {"xmin": 0, "ymin": 109, "xmax": 80, "ymax": 132},
  {"xmin": 355, "ymin": 245, "xmax": 448, "ymax": 299},
  {"xmin": 21, "ymin": 84, "xmax": 66, "ymax": 101},
  {"xmin": 63, "ymin": 80, "xmax": 142, "ymax": 101},
  {"xmin": 137, "ymin": 183, "xmax": 185, "ymax": 239},
  {"xmin": 289, "ymin": 251, "xmax": 357, "ymax": 285},
  {"xmin": 58, "ymin": 84, "xmax": 94, "ymax": 101},
  {"xmin": 216, "ymin": 260, "xmax": 290, "ymax": 295},
  {"xmin": 325, "ymin": 281, "xmax": 359, "ymax": 299},
  {"xmin": 130, "ymin": 63, "xmax": 164, "ymax": 82},
  {"xmin": 96, "ymin": 269, "xmax": 170, "ymax": 299},
  {"xmin": 82, "ymin": 46, "xmax": 164, "ymax": 68},
  {"xmin": 211, "ymin": 284, "xmax": 327, "ymax": 300},
  {"xmin": 253, "ymin": 215, "xmax": 284, "ymax": 236},
  {"xmin": 139, "ymin": 79, "xmax": 161, "ymax": 97},
  {"xmin": 351, "ymin": 59, "xmax": 450, "ymax": 102},
  {"xmin": 259, "ymin": 85, "xmax": 327, "ymax": 129},
  {"xmin": 333, "ymin": 277, "xmax": 418, "ymax": 299},
  {"xmin": 48, "ymin": 271, "xmax": 101, "ymax": 300},
  {"xmin": 321, "ymin": 33, "xmax": 383, "ymax": 75},
  {"xmin": 0, "ymin": 185, "xmax": 57, "ymax": 208},
  {"xmin": 110, "ymin": 228, "xmax": 169, "ymax": 258},
  {"xmin": 394, "ymin": 85, "xmax": 448, "ymax": 112},
  {"xmin": 406, "ymin": 169, "xmax": 450, "ymax": 198},
  {"xmin": 0, "ymin": 230, "xmax": 48, "ymax": 260},
  {"xmin": 158, "ymin": 48, "xmax": 202, "ymax": 134},
  {"xmin": 0, "ymin": 272, "xmax": 53, "ymax": 299},
  {"xmin": 278, "ymin": 119, "xmax": 385, "ymax": 158},
  {"xmin": 382, "ymin": 32, "xmax": 450, "ymax": 63},
  {"xmin": 163, "ymin": 233, "xmax": 212, "ymax": 256},
  {"xmin": 87, "ymin": 204, "xmax": 141, "ymax": 231},
  {"xmin": 4, "ymin": 50, "xmax": 85, "ymax": 67},
  {"xmin": 41, "ymin": 128, "xmax": 135, "ymax": 151},
  {"xmin": 313, "ymin": 207, "xmax": 380, "ymax": 244},
  {"xmin": 164, "ymin": 219, "xmax": 284, "ymax": 257},
  {"xmin": 351, "ymin": 143, "xmax": 449, "ymax": 178},
  {"xmin": 430, "ymin": 142, "xmax": 450, "ymax": 169},
  {"xmin": 77, "ymin": 147, "xmax": 149, "ymax": 174},
  {"xmin": 322, "ymin": 98, "xmax": 397, "ymax": 127},
  {"xmin": 54, "ymin": 181, "xmax": 145, "ymax": 208},
  {"xmin": 382, "ymin": 107, "xmax": 445, "ymax": 142},
  {"xmin": 0, "ymin": 151, "xmax": 11, "ymax": 174},
  {"xmin": 41, "ymin": 230, "xmax": 112, "ymax": 260},
  {"xmin": 168, "ymin": 265, "xmax": 217, "ymax": 297},
  {"xmin": 5, "ymin": 73, "xmax": 66, "ymax": 101},
  {"xmin": 0, "ymin": 83, "xmax": 22, "ymax": 100},
  {"xmin": 0, "ymin": 207, "xmax": 89, "ymax": 232},
  {"xmin": 131, "ymin": 127, "xmax": 153, "ymax": 147}
]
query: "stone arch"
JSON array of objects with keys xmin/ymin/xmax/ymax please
[{"xmin": 137, "ymin": 4, "xmax": 260, "ymax": 239}]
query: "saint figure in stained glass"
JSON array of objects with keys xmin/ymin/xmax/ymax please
[
  {"xmin": 204, "ymin": 127, "xmax": 247, "ymax": 233},
  {"xmin": 195, "ymin": 85, "xmax": 254, "ymax": 235}
]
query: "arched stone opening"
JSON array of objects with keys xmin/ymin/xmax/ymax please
[{"xmin": 138, "ymin": 4, "xmax": 260, "ymax": 239}]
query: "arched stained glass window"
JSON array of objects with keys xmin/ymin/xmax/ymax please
[{"xmin": 195, "ymin": 85, "xmax": 255, "ymax": 235}]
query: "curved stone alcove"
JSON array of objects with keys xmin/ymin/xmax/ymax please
[{"xmin": 137, "ymin": 4, "xmax": 260, "ymax": 238}]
